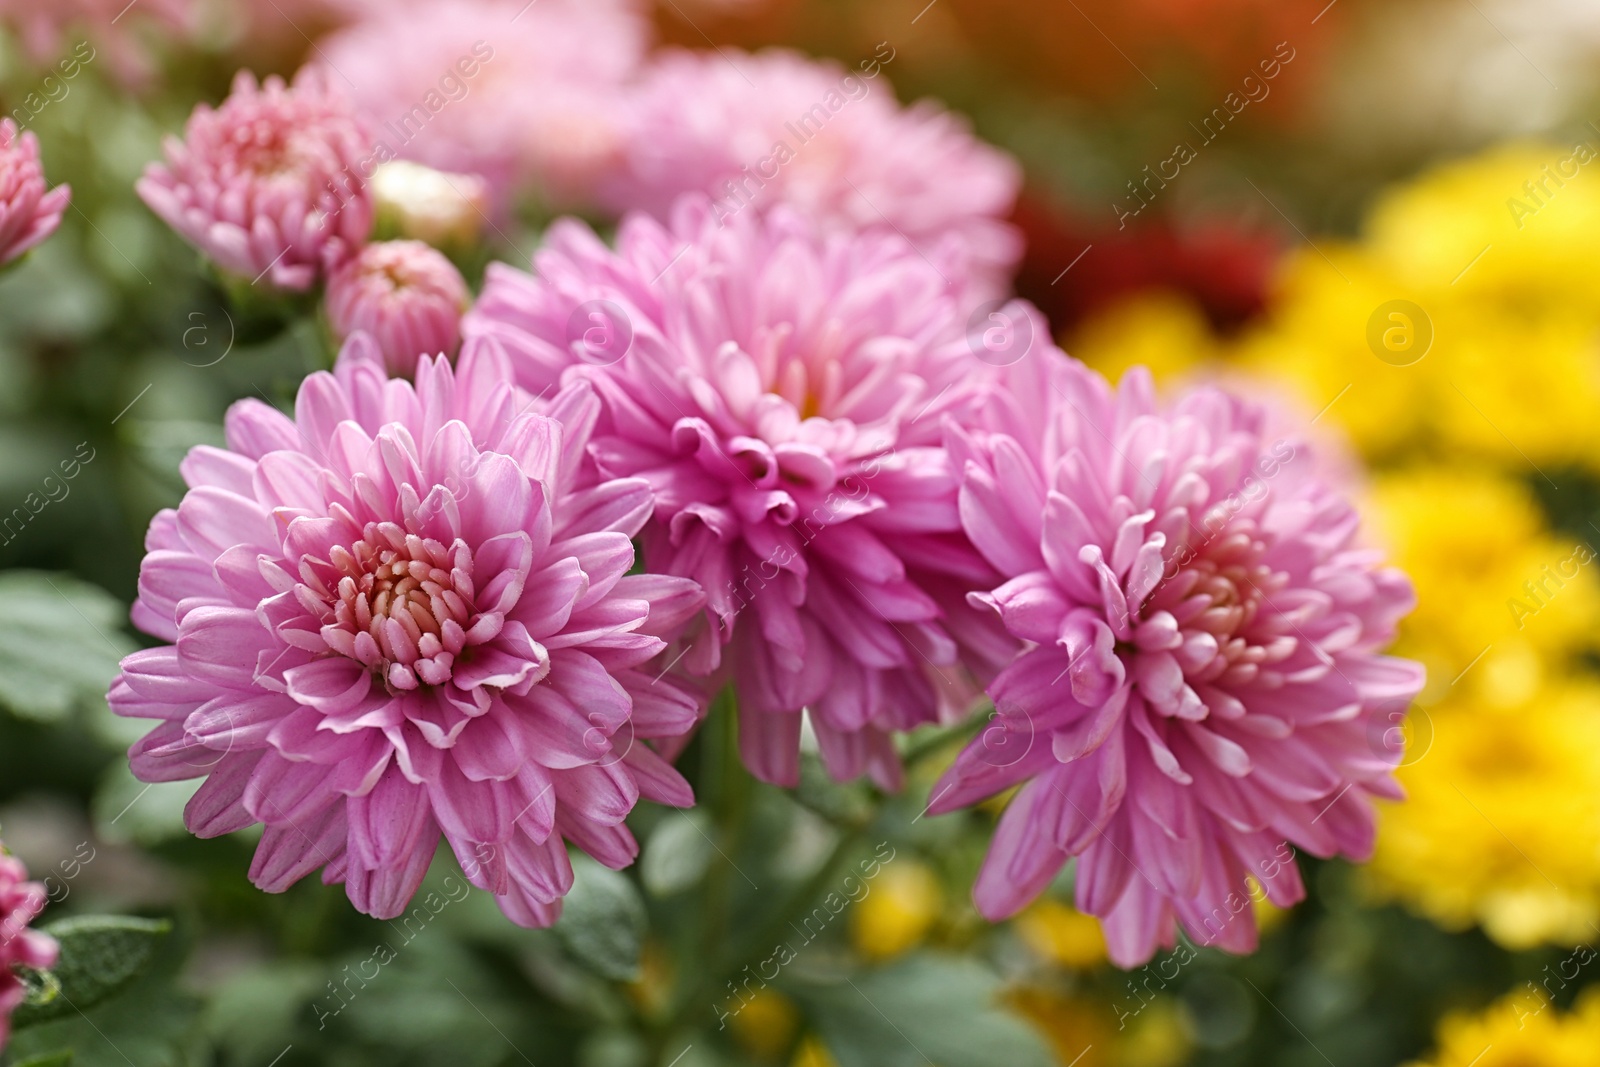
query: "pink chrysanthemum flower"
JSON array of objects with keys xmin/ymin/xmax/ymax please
[
  {"xmin": 599, "ymin": 48, "xmax": 1023, "ymax": 296},
  {"xmin": 464, "ymin": 197, "xmax": 1004, "ymax": 789},
  {"xmin": 0, "ymin": 120, "xmax": 70, "ymax": 270},
  {"xmin": 930, "ymin": 355, "xmax": 1424, "ymax": 967},
  {"xmin": 326, "ymin": 239, "xmax": 470, "ymax": 377},
  {"xmin": 317, "ymin": 0, "xmax": 649, "ymax": 212},
  {"xmin": 109, "ymin": 335, "xmax": 706, "ymax": 926},
  {"xmin": 0, "ymin": 850, "xmax": 58, "ymax": 1051},
  {"xmin": 137, "ymin": 68, "xmax": 374, "ymax": 292}
]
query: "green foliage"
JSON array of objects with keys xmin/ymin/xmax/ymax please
[
  {"xmin": 12, "ymin": 917, "xmax": 172, "ymax": 1030},
  {"xmin": 790, "ymin": 955, "xmax": 1055, "ymax": 1067},
  {"xmin": 641, "ymin": 811, "xmax": 715, "ymax": 897},
  {"xmin": 556, "ymin": 856, "xmax": 648, "ymax": 982},
  {"xmin": 10, "ymin": 1051, "xmax": 73, "ymax": 1067},
  {"xmin": 0, "ymin": 572, "xmax": 131, "ymax": 724}
]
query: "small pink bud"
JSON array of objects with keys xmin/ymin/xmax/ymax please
[{"xmin": 325, "ymin": 239, "xmax": 470, "ymax": 377}]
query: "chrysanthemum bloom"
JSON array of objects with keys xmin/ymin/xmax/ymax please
[
  {"xmin": 109, "ymin": 335, "xmax": 706, "ymax": 926},
  {"xmin": 317, "ymin": 0, "xmax": 649, "ymax": 212},
  {"xmin": 599, "ymin": 48, "xmax": 1023, "ymax": 296},
  {"xmin": 136, "ymin": 68, "xmax": 374, "ymax": 292},
  {"xmin": 929, "ymin": 354, "xmax": 1424, "ymax": 966},
  {"xmin": 1409, "ymin": 986, "xmax": 1600, "ymax": 1067},
  {"xmin": 0, "ymin": 120, "xmax": 70, "ymax": 270},
  {"xmin": 326, "ymin": 239, "xmax": 470, "ymax": 377},
  {"xmin": 464, "ymin": 197, "xmax": 1005, "ymax": 789},
  {"xmin": 0, "ymin": 850, "xmax": 58, "ymax": 1051}
]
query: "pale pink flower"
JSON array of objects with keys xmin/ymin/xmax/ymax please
[
  {"xmin": 600, "ymin": 48, "xmax": 1024, "ymax": 296},
  {"xmin": 109, "ymin": 335, "xmax": 706, "ymax": 927},
  {"xmin": 325, "ymin": 239, "xmax": 470, "ymax": 377},
  {"xmin": 464, "ymin": 198, "xmax": 1003, "ymax": 789},
  {"xmin": 137, "ymin": 68, "xmax": 374, "ymax": 292},
  {"xmin": 316, "ymin": 0, "xmax": 650, "ymax": 212},
  {"xmin": 0, "ymin": 0, "xmax": 193, "ymax": 87},
  {"xmin": 0, "ymin": 850, "xmax": 58, "ymax": 1051},
  {"xmin": 930, "ymin": 355, "xmax": 1424, "ymax": 966},
  {"xmin": 0, "ymin": 120, "xmax": 69, "ymax": 269}
]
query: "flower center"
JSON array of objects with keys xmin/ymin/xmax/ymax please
[
  {"xmin": 1137, "ymin": 525, "xmax": 1295, "ymax": 700},
  {"xmin": 320, "ymin": 523, "xmax": 477, "ymax": 691}
]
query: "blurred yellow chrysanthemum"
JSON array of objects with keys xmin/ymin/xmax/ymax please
[
  {"xmin": 850, "ymin": 859, "xmax": 944, "ymax": 961},
  {"xmin": 1368, "ymin": 683, "xmax": 1600, "ymax": 949},
  {"xmin": 1066, "ymin": 290, "xmax": 1220, "ymax": 386},
  {"xmin": 1015, "ymin": 900, "xmax": 1108, "ymax": 970},
  {"xmin": 1367, "ymin": 143, "xmax": 1600, "ymax": 314},
  {"xmin": 1407, "ymin": 986, "xmax": 1600, "ymax": 1067},
  {"xmin": 1366, "ymin": 466, "xmax": 1599, "ymax": 709},
  {"xmin": 1229, "ymin": 142, "xmax": 1600, "ymax": 471}
]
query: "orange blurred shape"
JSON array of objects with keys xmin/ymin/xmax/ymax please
[
  {"xmin": 1009, "ymin": 987, "xmax": 1114, "ymax": 1067},
  {"xmin": 941, "ymin": 0, "xmax": 1346, "ymax": 104},
  {"xmin": 653, "ymin": 0, "xmax": 805, "ymax": 49}
]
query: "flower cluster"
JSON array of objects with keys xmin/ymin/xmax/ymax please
[
  {"xmin": 98, "ymin": 7, "xmax": 1427, "ymax": 970},
  {"xmin": 1365, "ymin": 467, "xmax": 1600, "ymax": 948},
  {"xmin": 1408, "ymin": 986, "xmax": 1600, "ymax": 1067},
  {"xmin": 136, "ymin": 66, "xmax": 477, "ymax": 364},
  {"xmin": 1062, "ymin": 142, "xmax": 1600, "ymax": 955}
]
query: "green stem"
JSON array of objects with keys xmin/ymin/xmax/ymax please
[
  {"xmin": 899, "ymin": 712, "xmax": 988, "ymax": 775},
  {"xmin": 665, "ymin": 817, "xmax": 869, "ymax": 1038},
  {"xmin": 697, "ymin": 688, "xmax": 747, "ymax": 991}
]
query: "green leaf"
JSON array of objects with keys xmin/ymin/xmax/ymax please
[
  {"xmin": 91, "ymin": 762, "xmax": 203, "ymax": 846},
  {"xmin": 0, "ymin": 572, "xmax": 133, "ymax": 723},
  {"xmin": 11, "ymin": 916, "xmax": 172, "ymax": 1030},
  {"xmin": 641, "ymin": 811, "xmax": 715, "ymax": 896},
  {"xmin": 12, "ymin": 1051, "xmax": 74, "ymax": 1067},
  {"xmin": 789, "ymin": 955, "xmax": 1055, "ymax": 1067},
  {"xmin": 554, "ymin": 855, "xmax": 646, "ymax": 982}
]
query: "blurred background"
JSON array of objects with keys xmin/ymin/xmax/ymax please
[{"xmin": 3, "ymin": 0, "xmax": 1600, "ymax": 1064}]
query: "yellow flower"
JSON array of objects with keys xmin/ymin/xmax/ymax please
[
  {"xmin": 791, "ymin": 1035, "xmax": 839, "ymax": 1067},
  {"xmin": 1066, "ymin": 291, "xmax": 1220, "ymax": 386},
  {"xmin": 1113, "ymin": 999, "xmax": 1191, "ymax": 1067},
  {"xmin": 1229, "ymin": 142, "xmax": 1600, "ymax": 472},
  {"xmin": 1006, "ymin": 987, "xmax": 1112, "ymax": 1067},
  {"xmin": 850, "ymin": 860, "xmax": 943, "ymax": 961},
  {"xmin": 1234, "ymin": 249, "xmax": 1430, "ymax": 460},
  {"xmin": 1367, "ymin": 142, "xmax": 1600, "ymax": 314},
  {"xmin": 729, "ymin": 988, "xmax": 800, "ymax": 1061},
  {"xmin": 1368, "ymin": 683, "xmax": 1600, "ymax": 948},
  {"xmin": 1366, "ymin": 466, "xmax": 1598, "ymax": 709},
  {"xmin": 1408, "ymin": 986, "xmax": 1600, "ymax": 1067},
  {"xmin": 1015, "ymin": 900, "xmax": 1107, "ymax": 970}
]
